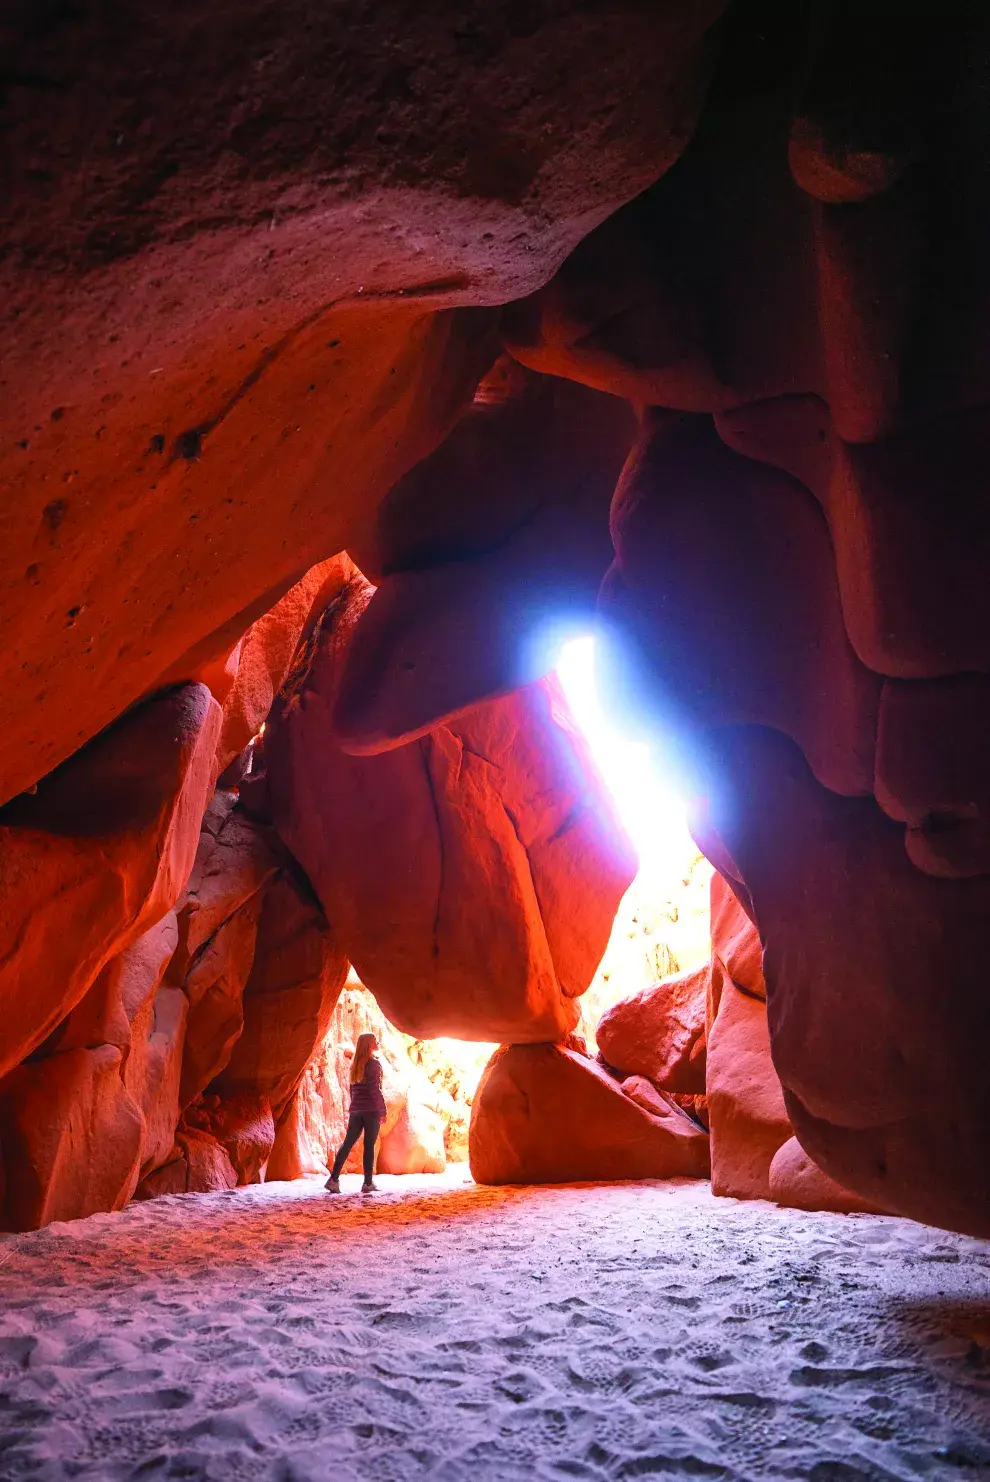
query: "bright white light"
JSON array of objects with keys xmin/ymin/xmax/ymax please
[{"xmin": 556, "ymin": 635, "xmax": 698, "ymax": 885}]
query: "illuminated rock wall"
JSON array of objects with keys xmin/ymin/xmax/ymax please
[{"xmin": 3, "ymin": 3, "xmax": 989, "ymax": 1233}]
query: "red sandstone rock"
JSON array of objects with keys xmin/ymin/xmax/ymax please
[
  {"xmin": 619, "ymin": 1075, "xmax": 670, "ymax": 1118},
  {"xmin": 1, "ymin": 2, "xmax": 723, "ymax": 808},
  {"xmin": 787, "ymin": 5, "xmax": 923, "ymax": 207},
  {"xmin": 604, "ymin": 413, "xmax": 880, "ymax": 800},
  {"xmin": 174, "ymin": 1124, "xmax": 238, "ymax": 1196},
  {"xmin": 709, "ymin": 874, "xmax": 764, "ymax": 1001},
  {"xmin": 0, "ymin": 1048, "xmax": 144, "ymax": 1232},
  {"xmin": 769, "ymin": 1138, "xmax": 887, "ymax": 1217},
  {"xmin": 0, "ymin": 685, "xmax": 220, "ymax": 1079},
  {"xmin": 178, "ymin": 891, "xmax": 264, "ymax": 1109},
  {"xmin": 183, "ymin": 1093, "xmax": 276, "ymax": 1187},
  {"xmin": 334, "ymin": 380, "xmax": 634, "ymax": 752},
  {"xmin": 705, "ymin": 726, "xmax": 990, "ymax": 1236},
  {"xmin": 451, "ymin": 681, "xmax": 636, "ymax": 1002},
  {"xmin": 470, "ymin": 1043, "xmax": 710, "ymax": 1185},
  {"xmin": 714, "ymin": 395, "xmax": 835, "ymax": 509},
  {"xmin": 267, "ymin": 593, "xmax": 635, "ymax": 1041},
  {"xmin": 875, "ymin": 674, "xmax": 990, "ymax": 878},
  {"xmin": 377, "ymin": 1096, "xmax": 447, "ymax": 1177},
  {"xmin": 703, "ymin": 874, "xmax": 794, "ymax": 1204},
  {"xmin": 3, "ymin": 307, "xmax": 499, "ymax": 811},
  {"xmin": 350, "ymin": 368, "xmax": 629, "ymax": 580},
  {"xmin": 213, "ymin": 870, "xmax": 348, "ymax": 1119},
  {"xmin": 706, "ymin": 970, "xmax": 792, "ymax": 1204},
  {"xmin": 210, "ymin": 557, "xmax": 356, "ymax": 777},
  {"xmin": 826, "ymin": 415, "xmax": 990, "ymax": 680},
  {"xmin": 501, "ymin": 196, "xmax": 733, "ymax": 412},
  {"xmin": 813, "ymin": 186, "xmax": 922, "ymax": 443},
  {"xmin": 171, "ymin": 790, "xmax": 283, "ymax": 981},
  {"xmin": 788, "ymin": 119, "xmax": 912, "ymax": 206},
  {"xmin": 597, "ymin": 968, "xmax": 707, "ymax": 1094},
  {"xmin": 618, "ymin": 1076, "xmax": 705, "ymax": 1134},
  {"xmin": 168, "ymin": 788, "xmax": 286, "ymax": 1107},
  {"xmin": 0, "ymin": 913, "xmax": 187, "ymax": 1229},
  {"xmin": 134, "ymin": 979, "xmax": 189, "ymax": 1179}
]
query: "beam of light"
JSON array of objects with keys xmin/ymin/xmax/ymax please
[{"xmin": 556, "ymin": 634, "xmax": 700, "ymax": 888}]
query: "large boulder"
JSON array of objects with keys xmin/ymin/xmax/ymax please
[
  {"xmin": 597, "ymin": 966, "xmax": 708, "ymax": 1094},
  {"xmin": 267, "ymin": 587, "xmax": 636, "ymax": 1041},
  {"xmin": 769, "ymin": 1138, "xmax": 887, "ymax": 1217},
  {"xmin": 0, "ymin": 1047, "xmax": 144, "ymax": 1232},
  {"xmin": 0, "ymin": 684, "xmax": 220, "ymax": 1078},
  {"xmin": 136, "ymin": 1122, "xmax": 238, "ymax": 1201},
  {"xmin": 469, "ymin": 1043, "xmax": 710, "ymax": 1185}
]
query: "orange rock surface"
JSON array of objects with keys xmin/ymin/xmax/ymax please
[
  {"xmin": 3, "ymin": 4, "xmax": 990, "ymax": 1238},
  {"xmin": 0, "ymin": 685, "xmax": 219, "ymax": 1079},
  {"xmin": 266, "ymin": 585, "xmax": 636, "ymax": 1042},
  {"xmin": 470, "ymin": 1044, "xmax": 710, "ymax": 1185},
  {"xmin": 769, "ymin": 1138, "xmax": 887, "ymax": 1217},
  {"xmin": 597, "ymin": 967, "xmax": 708, "ymax": 1094}
]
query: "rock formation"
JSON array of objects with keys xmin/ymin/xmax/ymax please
[
  {"xmin": 265, "ymin": 577, "xmax": 636, "ymax": 1042},
  {"xmin": 3, "ymin": 3, "xmax": 990, "ymax": 1235},
  {"xmin": 593, "ymin": 873, "xmax": 889, "ymax": 1216},
  {"xmin": 0, "ymin": 592, "xmax": 631, "ymax": 1225},
  {"xmin": 0, "ymin": 686, "xmax": 220, "ymax": 1079},
  {"xmin": 469, "ymin": 1043, "xmax": 709, "ymax": 1185},
  {"xmin": 596, "ymin": 967, "xmax": 708, "ymax": 1095}
]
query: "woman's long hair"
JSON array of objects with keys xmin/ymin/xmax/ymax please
[{"xmin": 350, "ymin": 1032, "xmax": 377, "ymax": 1084}]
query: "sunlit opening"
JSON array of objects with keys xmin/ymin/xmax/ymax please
[
  {"xmin": 555, "ymin": 634, "xmax": 698, "ymax": 889},
  {"xmin": 554, "ymin": 633, "xmax": 713, "ymax": 1052}
]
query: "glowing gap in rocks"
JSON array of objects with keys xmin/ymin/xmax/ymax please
[
  {"xmin": 555, "ymin": 636, "xmax": 713, "ymax": 1051},
  {"xmin": 556, "ymin": 635, "xmax": 699, "ymax": 889}
]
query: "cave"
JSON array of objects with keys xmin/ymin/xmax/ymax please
[{"xmin": 2, "ymin": 1, "xmax": 989, "ymax": 1477}]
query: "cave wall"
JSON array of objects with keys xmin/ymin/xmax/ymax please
[
  {"xmin": 0, "ymin": 575, "xmax": 634, "ymax": 1228},
  {"xmin": 3, "ymin": 1, "xmax": 989, "ymax": 1234},
  {"xmin": 313, "ymin": 5, "xmax": 990, "ymax": 1236}
]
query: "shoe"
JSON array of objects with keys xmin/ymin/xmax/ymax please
[
  {"xmin": 361, "ymin": 1180, "xmax": 378, "ymax": 1193},
  {"xmin": 325, "ymin": 1176, "xmax": 341, "ymax": 1193}
]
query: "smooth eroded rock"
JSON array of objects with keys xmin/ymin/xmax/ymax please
[
  {"xmin": 597, "ymin": 966, "xmax": 708, "ymax": 1093},
  {"xmin": 469, "ymin": 1043, "xmax": 710, "ymax": 1185},
  {"xmin": 0, "ymin": 684, "xmax": 220, "ymax": 1077}
]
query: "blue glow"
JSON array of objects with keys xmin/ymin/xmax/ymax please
[{"xmin": 555, "ymin": 635, "xmax": 699, "ymax": 883}]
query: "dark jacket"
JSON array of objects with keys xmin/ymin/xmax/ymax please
[{"xmin": 349, "ymin": 1055, "xmax": 386, "ymax": 1119}]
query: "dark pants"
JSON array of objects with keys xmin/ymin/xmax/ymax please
[{"xmin": 331, "ymin": 1112, "xmax": 381, "ymax": 1182}]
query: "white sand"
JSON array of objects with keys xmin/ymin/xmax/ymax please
[{"xmin": 1, "ymin": 1170, "xmax": 988, "ymax": 1481}]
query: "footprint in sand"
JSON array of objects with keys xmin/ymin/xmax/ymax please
[{"xmin": 101, "ymin": 1385, "xmax": 195, "ymax": 1416}]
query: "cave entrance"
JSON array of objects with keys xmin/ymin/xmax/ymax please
[{"xmin": 296, "ymin": 635, "xmax": 711, "ymax": 1183}]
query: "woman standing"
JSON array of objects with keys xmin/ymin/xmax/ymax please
[{"xmin": 326, "ymin": 1032, "xmax": 387, "ymax": 1193}]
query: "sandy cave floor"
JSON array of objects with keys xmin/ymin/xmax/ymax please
[{"xmin": 1, "ymin": 1170, "xmax": 989, "ymax": 1482}]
